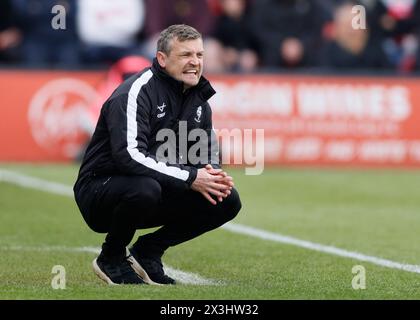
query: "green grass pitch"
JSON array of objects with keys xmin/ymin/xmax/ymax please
[{"xmin": 1, "ymin": 163, "xmax": 420, "ymax": 299}]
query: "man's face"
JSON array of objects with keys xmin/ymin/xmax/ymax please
[{"xmin": 157, "ymin": 37, "xmax": 204, "ymax": 90}]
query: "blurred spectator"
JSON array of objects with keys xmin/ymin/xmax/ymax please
[
  {"xmin": 142, "ymin": 0, "xmax": 216, "ymax": 59},
  {"xmin": 206, "ymin": 0, "xmax": 260, "ymax": 72},
  {"xmin": 251, "ymin": 0, "xmax": 329, "ymax": 69},
  {"xmin": 368, "ymin": 0, "xmax": 420, "ymax": 72},
  {"xmin": 77, "ymin": 0, "xmax": 146, "ymax": 66},
  {"xmin": 369, "ymin": 0, "xmax": 420, "ymax": 37},
  {"xmin": 321, "ymin": 2, "xmax": 392, "ymax": 70},
  {"xmin": 12, "ymin": 0, "xmax": 81, "ymax": 68},
  {"xmin": 0, "ymin": 0, "xmax": 22, "ymax": 63}
]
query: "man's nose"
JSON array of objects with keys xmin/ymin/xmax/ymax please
[{"xmin": 189, "ymin": 55, "xmax": 199, "ymax": 65}]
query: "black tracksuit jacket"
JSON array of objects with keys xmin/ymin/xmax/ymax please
[{"xmin": 74, "ymin": 58, "xmax": 219, "ymax": 192}]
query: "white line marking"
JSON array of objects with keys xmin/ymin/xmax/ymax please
[
  {"xmin": 1, "ymin": 244, "xmax": 221, "ymax": 286},
  {"xmin": 221, "ymin": 223, "xmax": 420, "ymax": 274},
  {"xmin": 162, "ymin": 266, "xmax": 221, "ymax": 286},
  {"xmin": 2, "ymin": 169, "xmax": 420, "ymax": 275},
  {"xmin": 0, "ymin": 170, "xmax": 73, "ymax": 197}
]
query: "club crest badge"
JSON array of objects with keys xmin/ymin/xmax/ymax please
[{"xmin": 194, "ymin": 106, "xmax": 202, "ymax": 123}]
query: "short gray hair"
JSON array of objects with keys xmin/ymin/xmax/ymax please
[{"xmin": 157, "ymin": 24, "xmax": 202, "ymax": 55}]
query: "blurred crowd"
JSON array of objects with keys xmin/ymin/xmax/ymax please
[{"xmin": 1, "ymin": 0, "xmax": 420, "ymax": 73}]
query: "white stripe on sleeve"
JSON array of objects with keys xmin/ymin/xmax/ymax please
[{"xmin": 126, "ymin": 69, "xmax": 190, "ymax": 181}]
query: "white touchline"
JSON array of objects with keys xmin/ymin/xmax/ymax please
[
  {"xmin": 0, "ymin": 169, "xmax": 74, "ymax": 197},
  {"xmin": 221, "ymin": 223, "xmax": 420, "ymax": 274},
  {"xmin": 2, "ymin": 168, "xmax": 420, "ymax": 275}
]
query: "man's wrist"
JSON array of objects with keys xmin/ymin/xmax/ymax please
[{"xmin": 186, "ymin": 167, "xmax": 198, "ymax": 187}]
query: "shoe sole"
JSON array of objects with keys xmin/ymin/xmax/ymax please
[
  {"xmin": 127, "ymin": 255, "xmax": 162, "ymax": 286},
  {"xmin": 92, "ymin": 258, "xmax": 118, "ymax": 285},
  {"xmin": 126, "ymin": 249, "xmax": 162, "ymax": 286}
]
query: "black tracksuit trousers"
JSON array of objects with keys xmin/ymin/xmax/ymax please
[{"xmin": 74, "ymin": 174, "xmax": 242, "ymax": 258}]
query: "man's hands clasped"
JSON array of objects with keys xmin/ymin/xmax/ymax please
[{"xmin": 191, "ymin": 164, "xmax": 234, "ymax": 205}]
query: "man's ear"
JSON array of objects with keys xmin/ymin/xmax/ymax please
[{"xmin": 156, "ymin": 51, "xmax": 167, "ymax": 68}]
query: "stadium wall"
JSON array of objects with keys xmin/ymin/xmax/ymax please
[{"xmin": 1, "ymin": 70, "xmax": 420, "ymax": 167}]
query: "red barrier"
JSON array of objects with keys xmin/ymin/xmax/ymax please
[
  {"xmin": 209, "ymin": 75, "xmax": 420, "ymax": 167},
  {"xmin": 0, "ymin": 70, "xmax": 104, "ymax": 161},
  {"xmin": 1, "ymin": 70, "xmax": 420, "ymax": 167}
]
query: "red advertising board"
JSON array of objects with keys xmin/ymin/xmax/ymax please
[
  {"xmin": 0, "ymin": 70, "xmax": 104, "ymax": 161},
  {"xmin": 1, "ymin": 70, "xmax": 420, "ymax": 167},
  {"xmin": 209, "ymin": 75, "xmax": 420, "ymax": 167}
]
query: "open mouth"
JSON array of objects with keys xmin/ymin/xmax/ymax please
[{"xmin": 183, "ymin": 70, "xmax": 198, "ymax": 76}]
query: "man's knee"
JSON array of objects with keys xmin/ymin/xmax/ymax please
[{"xmin": 218, "ymin": 187, "xmax": 242, "ymax": 222}]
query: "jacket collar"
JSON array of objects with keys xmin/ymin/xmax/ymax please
[{"xmin": 151, "ymin": 58, "xmax": 216, "ymax": 102}]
